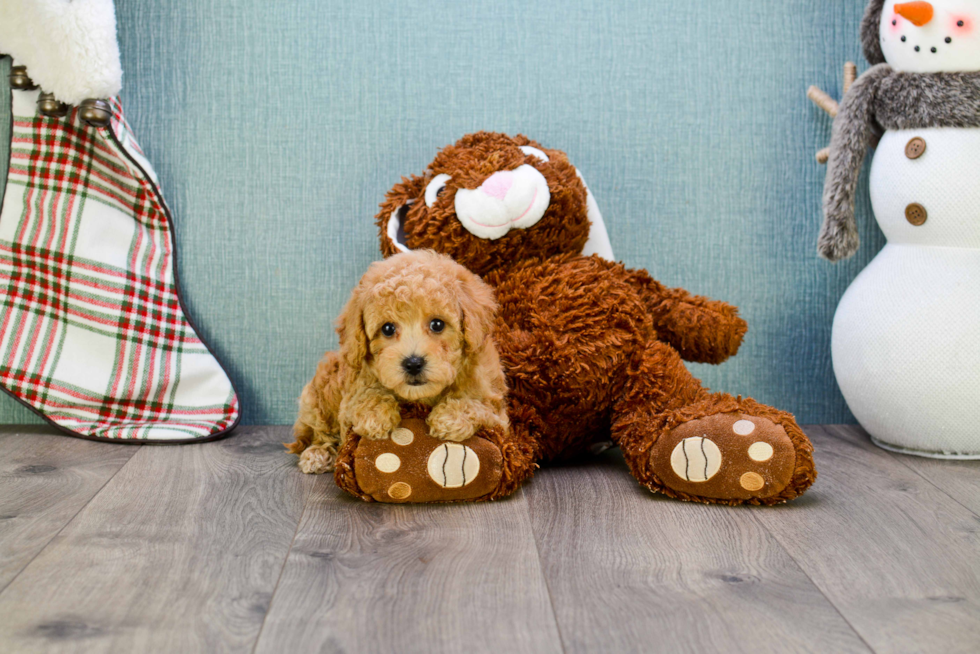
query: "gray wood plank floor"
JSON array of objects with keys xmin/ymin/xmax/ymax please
[{"xmin": 0, "ymin": 425, "xmax": 977, "ymax": 653}]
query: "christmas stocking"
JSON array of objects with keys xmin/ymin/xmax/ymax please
[{"xmin": 0, "ymin": 1, "xmax": 240, "ymax": 442}]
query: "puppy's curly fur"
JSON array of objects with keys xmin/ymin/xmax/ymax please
[{"xmin": 287, "ymin": 250, "xmax": 508, "ymax": 474}]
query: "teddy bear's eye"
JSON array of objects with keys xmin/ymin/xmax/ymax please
[
  {"xmin": 520, "ymin": 146, "xmax": 550, "ymax": 163},
  {"xmin": 381, "ymin": 322, "xmax": 396, "ymax": 337},
  {"xmin": 424, "ymin": 174, "xmax": 452, "ymax": 208},
  {"xmin": 429, "ymin": 318, "xmax": 445, "ymax": 333}
]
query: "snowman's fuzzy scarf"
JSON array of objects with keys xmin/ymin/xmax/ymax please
[{"xmin": 820, "ymin": 64, "xmax": 980, "ymax": 261}]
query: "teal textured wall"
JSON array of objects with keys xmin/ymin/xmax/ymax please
[{"xmin": 0, "ymin": 1, "xmax": 882, "ymax": 426}]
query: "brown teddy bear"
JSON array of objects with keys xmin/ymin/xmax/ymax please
[{"xmin": 333, "ymin": 132, "xmax": 816, "ymax": 505}]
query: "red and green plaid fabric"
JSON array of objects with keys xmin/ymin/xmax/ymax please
[{"xmin": 0, "ymin": 88, "xmax": 239, "ymax": 441}]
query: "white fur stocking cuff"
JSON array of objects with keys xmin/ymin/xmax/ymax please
[{"xmin": 0, "ymin": 0, "xmax": 122, "ymax": 104}]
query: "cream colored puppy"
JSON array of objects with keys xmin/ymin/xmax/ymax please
[{"xmin": 287, "ymin": 250, "xmax": 508, "ymax": 474}]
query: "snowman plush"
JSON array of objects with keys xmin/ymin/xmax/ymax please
[{"xmin": 821, "ymin": 0, "xmax": 980, "ymax": 457}]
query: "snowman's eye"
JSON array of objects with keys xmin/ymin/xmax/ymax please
[
  {"xmin": 424, "ymin": 173, "xmax": 452, "ymax": 208},
  {"xmin": 958, "ymin": 20, "xmax": 965, "ymax": 27},
  {"xmin": 520, "ymin": 146, "xmax": 550, "ymax": 163}
]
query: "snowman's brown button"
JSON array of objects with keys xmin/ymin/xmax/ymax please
[
  {"xmin": 905, "ymin": 137, "xmax": 926, "ymax": 160},
  {"xmin": 905, "ymin": 203, "xmax": 928, "ymax": 226}
]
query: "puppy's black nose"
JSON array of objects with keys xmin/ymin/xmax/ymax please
[{"xmin": 401, "ymin": 355, "xmax": 426, "ymax": 376}]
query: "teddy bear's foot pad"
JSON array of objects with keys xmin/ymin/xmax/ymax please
[
  {"xmin": 650, "ymin": 414, "xmax": 796, "ymax": 502},
  {"xmin": 353, "ymin": 418, "xmax": 503, "ymax": 503}
]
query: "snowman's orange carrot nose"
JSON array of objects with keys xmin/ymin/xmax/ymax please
[{"xmin": 895, "ymin": 2, "xmax": 934, "ymax": 27}]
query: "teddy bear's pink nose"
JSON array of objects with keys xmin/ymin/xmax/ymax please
[{"xmin": 480, "ymin": 171, "xmax": 514, "ymax": 200}]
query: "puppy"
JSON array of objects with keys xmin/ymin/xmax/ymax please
[{"xmin": 287, "ymin": 250, "xmax": 509, "ymax": 474}]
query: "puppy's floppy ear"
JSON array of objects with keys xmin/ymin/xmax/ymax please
[
  {"xmin": 454, "ymin": 264, "xmax": 498, "ymax": 354},
  {"xmin": 336, "ymin": 285, "xmax": 369, "ymax": 371},
  {"xmin": 377, "ymin": 174, "xmax": 427, "ymax": 257}
]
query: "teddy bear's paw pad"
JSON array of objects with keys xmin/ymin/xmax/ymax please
[
  {"xmin": 651, "ymin": 414, "xmax": 796, "ymax": 501},
  {"xmin": 427, "ymin": 443, "xmax": 481, "ymax": 488},
  {"xmin": 353, "ymin": 418, "xmax": 502, "ymax": 503}
]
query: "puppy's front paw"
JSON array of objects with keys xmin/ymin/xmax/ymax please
[
  {"xmin": 427, "ymin": 406, "xmax": 478, "ymax": 443},
  {"xmin": 299, "ymin": 445, "xmax": 337, "ymax": 474},
  {"xmin": 352, "ymin": 412, "xmax": 398, "ymax": 441}
]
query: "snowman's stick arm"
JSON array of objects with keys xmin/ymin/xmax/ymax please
[
  {"xmin": 807, "ymin": 87, "xmax": 839, "ymax": 118},
  {"xmin": 843, "ymin": 62, "xmax": 857, "ymax": 94},
  {"xmin": 820, "ymin": 63, "xmax": 893, "ymax": 262},
  {"xmin": 809, "ymin": 63, "xmax": 858, "ymax": 164},
  {"xmin": 807, "ymin": 62, "xmax": 860, "ymax": 118}
]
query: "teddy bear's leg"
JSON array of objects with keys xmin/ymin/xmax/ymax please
[
  {"xmin": 333, "ymin": 407, "xmax": 537, "ymax": 503},
  {"xmin": 468, "ymin": 418, "xmax": 538, "ymax": 499},
  {"xmin": 611, "ymin": 340, "xmax": 816, "ymax": 505}
]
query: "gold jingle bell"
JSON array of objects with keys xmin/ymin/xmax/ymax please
[
  {"xmin": 79, "ymin": 98, "xmax": 112, "ymax": 128},
  {"xmin": 38, "ymin": 92, "xmax": 71, "ymax": 118},
  {"xmin": 9, "ymin": 65, "xmax": 38, "ymax": 90}
]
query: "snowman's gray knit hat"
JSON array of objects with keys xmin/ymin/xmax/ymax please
[{"xmin": 861, "ymin": 0, "xmax": 887, "ymax": 65}]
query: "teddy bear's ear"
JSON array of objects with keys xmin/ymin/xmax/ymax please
[
  {"xmin": 376, "ymin": 174, "xmax": 427, "ymax": 257},
  {"xmin": 574, "ymin": 169, "xmax": 615, "ymax": 261}
]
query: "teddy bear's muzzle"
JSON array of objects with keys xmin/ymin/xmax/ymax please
[{"xmin": 453, "ymin": 164, "xmax": 551, "ymax": 240}]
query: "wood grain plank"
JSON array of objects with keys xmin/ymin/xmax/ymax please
[
  {"xmin": 0, "ymin": 427, "xmax": 137, "ymax": 592},
  {"xmin": 525, "ymin": 452, "xmax": 870, "ymax": 654},
  {"xmin": 0, "ymin": 426, "xmax": 311, "ymax": 653},
  {"xmin": 755, "ymin": 425, "xmax": 980, "ymax": 654},
  {"xmin": 254, "ymin": 480, "xmax": 563, "ymax": 654},
  {"xmin": 865, "ymin": 428, "xmax": 980, "ymax": 517}
]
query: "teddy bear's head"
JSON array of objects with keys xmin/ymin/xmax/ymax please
[{"xmin": 376, "ymin": 132, "xmax": 612, "ymax": 276}]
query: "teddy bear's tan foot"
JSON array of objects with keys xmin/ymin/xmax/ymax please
[
  {"xmin": 348, "ymin": 418, "xmax": 504, "ymax": 503},
  {"xmin": 645, "ymin": 412, "xmax": 814, "ymax": 505}
]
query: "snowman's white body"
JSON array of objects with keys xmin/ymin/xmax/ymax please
[{"xmin": 832, "ymin": 127, "xmax": 980, "ymax": 457}]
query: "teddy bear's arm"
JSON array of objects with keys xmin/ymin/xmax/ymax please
[
  {"xmin": 624, "ymin": 268, "xmax": 747, "ymax": 364},
  {"xmin": 651, "ymin": 288, "xmax": 748, "ymax": 364}
]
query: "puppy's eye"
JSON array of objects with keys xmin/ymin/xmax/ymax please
[
  {"xmin": 381, "ymin": 322, "xmax": 396, "ymax": 337},
  {"xmin": 519, "ymin": 146, "xmax": 550, "ymax": 163},
  {"xmin": 429, "ymin": 318, "xmax": 445, "ymax": 333},
  {"xmin": 425, "ymin": 173, "xmax": 452, "ymax": 208}
]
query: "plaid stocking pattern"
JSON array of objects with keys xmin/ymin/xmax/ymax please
[{"xmin": 0, "ymin": 87, "xmax": 240, "ymax": 441}]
